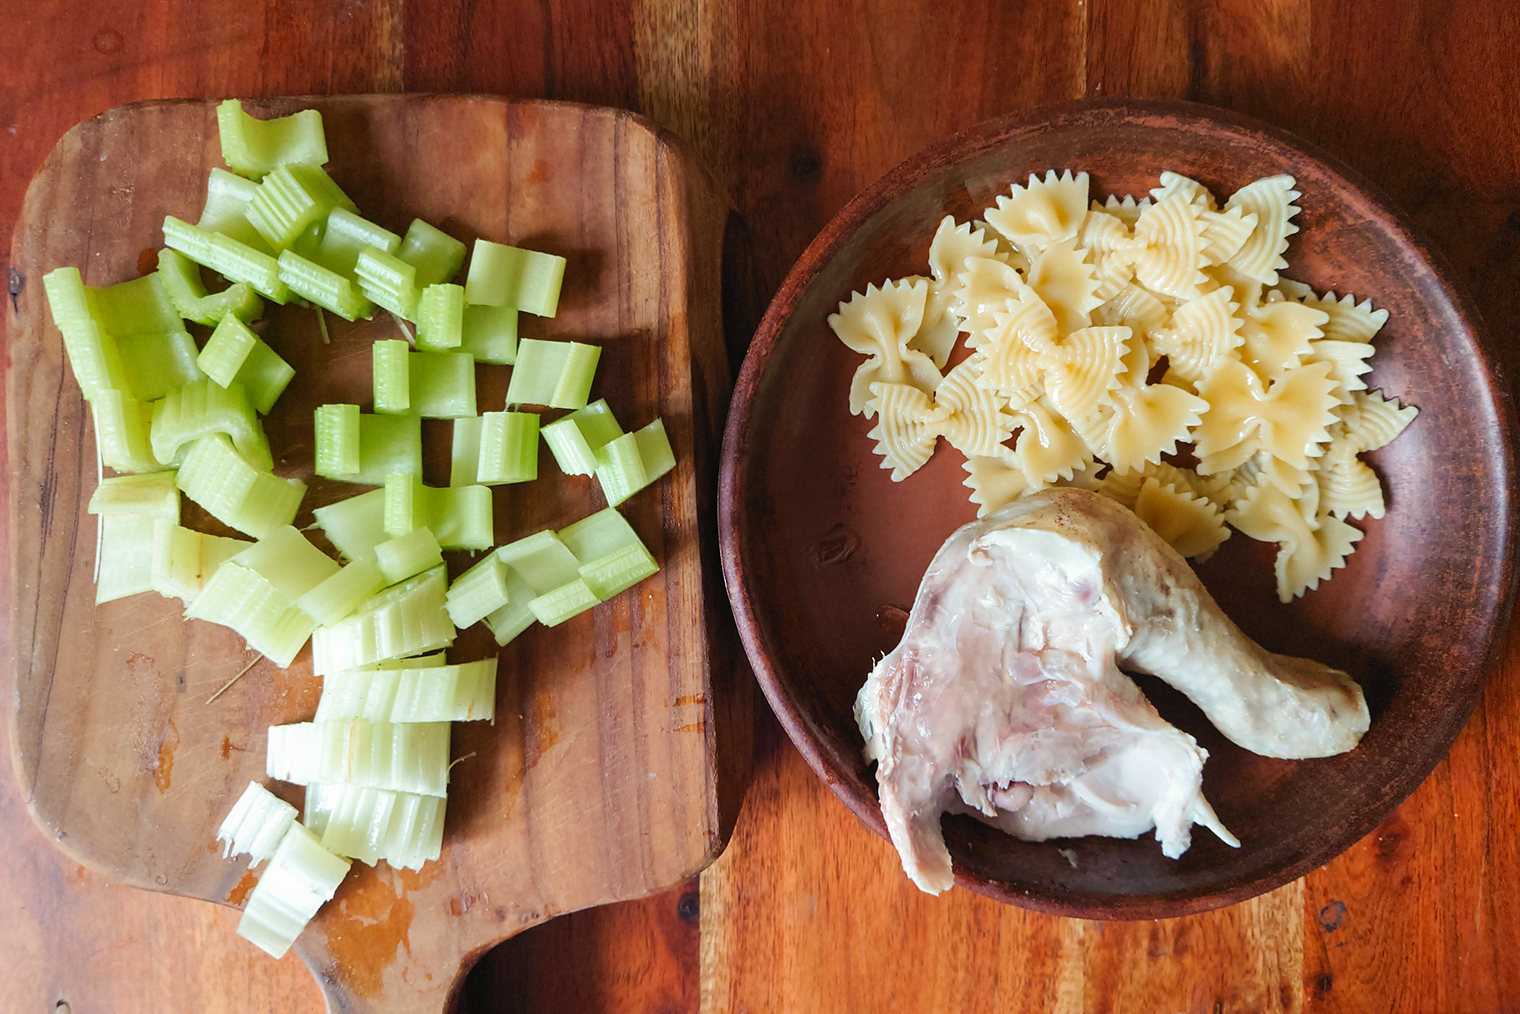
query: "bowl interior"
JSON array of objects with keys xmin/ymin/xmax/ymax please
[{"xmin": 721, "ymin": 101, "xmax": 1515, "ymax": 918}]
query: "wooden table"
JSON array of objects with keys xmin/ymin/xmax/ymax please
[{"xmin": 3, "ymin": 2, "xmax": 1518, "ymax": 1011}]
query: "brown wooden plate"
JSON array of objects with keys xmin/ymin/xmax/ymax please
[{"xmin": 718, "ymin": 99, "xmax": 1517, "ymax": 919}]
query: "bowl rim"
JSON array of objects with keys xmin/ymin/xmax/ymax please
[{"xmin": 718, "ymin": 96, "xmax": 1520, "ymax": 918}]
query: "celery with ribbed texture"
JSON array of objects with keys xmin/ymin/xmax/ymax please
[
  {"xmin": 463, "ymin": 239, "xmax": 566, "ymax": 317},
  {"xmin": 196, "ymin": 168, "xmax": 274, "ymax": 251},
  {"xmin": 504, "ymin": 338, "xmax": 600, "ymax": 410},
  {"xmin": 97, "ymin": 513, "xmax": 158, "ymax": 604},
  {"xmin": 185, "ymin": 561, "xmax": 317, "ymax": 666},
  {"xmin": 313, "ymin": 410, "xmax": 421, "ymax": 485},
  {"xmin": 476, "ymin": 410, "xmax": 539, "ymax": 484},
  {"xmin": 315, "ymin": 659, "xmax": 496, "ymax": 724},
  {"xmin": 246, "ymin": 163, "xmax": 355, "ymax": 249},
  {"xmin": 302, "ymin": 784, "xmax": 445, "ymax": 870},
  {"xmin": 383, "ymin": 472, "xmax": 424, "ymax": 537},
  {"xmin": 541, "ymin": 399, "xmax": 623, "ymax": 476},
  {"xmin": 398, "ymin": 219, "xmax": 466, "ymax": 289},
  {"xmin": 311, "ymin": 489, "xmax": 388, "ymax": 565},
  {"xmin": 295, "ymin": 558, "xmax": 386, "ymax": 628},
  {"xmin": 198, "ymin": 315, "xmax": 294, "ymax": 414},
  {"xmin": 309, "ymin": 567, "xmax": 454, "ymax": 674},
  {"xmin": 162, "ymin": 216, "xmax": 292, "ymax": 303},
  {"xmin": 314, "ymin": 404, "xmax": 361, "ymax": 479},
  {"xmin": 354, "ymin": 246, "xmax": 420, "ymax": 320},
  {"xmin": 216, "ymin": 100, "xmax": 328, "ymax": 180},
  {"xmin": 151, "ymin": 378, "xmax": 272, "ymax": 470},
  {"xmin": 88, "ymin": 471, "xmax": 179, "ymax": 517},
  {"xmin": 43, "ymin": 267, "xmax": 126, "ymax": 400},
  {"xmin": 277, "ymin": 250, "xmax": 374, "ymax": 321},
  {"xmin": 595, "ymin": 418, "xmax": 675, "ymax": 506},
  {"xmin": 484, "ymin": 563, "xmax": 539, "ymax": 645},
  {"xmin": 495, "ymin": 530, "xmax": 580, "ymax": 592},
  {"xmin": 232, "ymin": 525, "xmax": 341, "ymax": 602},
  {"xmin": 311, "ymin": 208, "xmax": 401, "ymax": 275},
  {"xmin": 374, "ymin": 527, "xmax": 444, "ymax": 585},
  {"xmin": 176, "ymin": 434, "xmax": 305, "ymax": 539},
  {"xmin": 415, "ymin": 284, "xmax": 464, "ymax": 351},
  {"xmin": 445, "ymin": 555, "xmax": 510, "ymax": 629},
  {"xmin": 157, "ymin": 248, "xmax": 264, "ymax": 326},
  {"xmin": 150, "ymin": 520, "xmax": 249, "ymax": 605},
  {"xmin": 528, "ymin": 578, "xmax": 601, "ymax": 627},
  {"xmin": 371, "ymin": 340, "xmax": 411, "ymax": 414},
  {"xmin": 234, "ymin": 823, "xmax": 350, "ymax": 959},
  {"xmin": 92, "ymin": 390, "xmax": 163, "ymax": 474},
  {"xmin": 217, "ymin": 782, "xmax": 298, "ymax": 862}
]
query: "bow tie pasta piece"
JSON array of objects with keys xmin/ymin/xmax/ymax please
[
  {"xmin": 1239, "ymin": 299, "xmax": 1328, "ymax": 381},
  {"xmin": 1103, "ymin": 382, "xmax": 1209, "ymax": 475},
  {"xmin": 1194, "ymin": 359, "xmax": 1339, "ymax": 474},
  {"xmin": 1224, "ymin": 175, "xmax": 1301, "ymax": 286},
  {"xmin": 1011, "ymin": 398, "xmax": 1093, "ymax": 486},
  {"xmin": 1150, "ymin": 170, "xmax": 1217, "ymax": 209},
  {"xmin": 954, "ymin": 256, "xmax": 1031, "ymax": 342},
  {"xmin": 1227, "ymin": 482, "xmax": 1363, "ymax": 602},
  {"xmin": 1078, "ymin": 210, "xmax": 1137, "ymax": 301},
  {"xmin": 1307, "ymin": 339, "xmax": 1377, "ymax": 404},
  {"xmin": 1299, "ymin": 291, "xmax": 1390, "ymax": 343},
  {"xmin": 1026, "ymin": 238, "xmax": 1104, "ymax": 335},
  {"xmin": 1199, "ymin": 206, "xmax": 1260, "ymax": 267},
  {"xmin": 902, "ymin": 275, "xmax": 962, "ymax": 370},
  {"xmin": 865, "ymin": 382, "xmax": 947, "ymax": 481},
  {"xmin": 927, "ymin": 217, "xmax": 1004, "ymax": 288},
  {"xmin": 1313, "ymin": 446, "xmax": 1387, "ymax": 520},
  {"xmin": 1132, "ymin": 476, "xmax": 1232, "ymax": 560},
  {"xmin": 1341, "ymin": 390, "xmax": 1419, "ymax": 453},
  {"xmin": 977, "ymin": 293, "xmax": 1057, "ymax": 410},
  {"xmin": 961, "ymin": 451, "xmax": 1030, "ymax": 517},
  {"xmin": 1094, "ymin": 283, "xmax": 1170, "ymax": 339},
  {"xmin": 933, "ymin": 358, "xmax": 1017, "ymax": 458},
  {"xmin": 1092, "ymin": 193, "xmax": 1152, "ymax": 228},
  {"xmin": 983, "ymin": 170, "xmax": 1090, "ymax": 256},
  {"xmin": 1132, "ymin": 194, "xmax": 1211, "ymax": 300},
  {"xmin": 1151, "ymin": 288, "xmax": 1244, "ymax": 386},
  {"xmin": 1040, "ymin": 326, "xmax": 1131, "ymax": 424},
  {"xmin": 829, "ymin": 279, "xmax": 944, "ymax": 416}
]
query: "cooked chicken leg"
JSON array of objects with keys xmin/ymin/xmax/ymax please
[{"xmin": 855, "ymin": 487, "xmax": 1368, "ymax": 895}]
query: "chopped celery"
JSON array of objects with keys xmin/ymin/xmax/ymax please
[
  {"xmin": 529, "ymin": 578, "xmax": 600, "ymax": 627},
  {"xmin": 445, "ymin": 554, "xmax": 510, "ymax": 628},
  {"xmin": 354, "ymin": 246, "xmax": 420, "ymax": 320},
  {"xmin": 312, "ymin": 489, "xmax": 387, "ymax": 565},
  {"xmin": 541, "ymin": 399, "xmax": 623, "ymax": 476},
  {"xmin": 309, "ymin": 567, "xmax": 454, "ymax": 674},
  {"xmin": 409, "ymin": 351, "xmax": 476, "ymax": 418},
  {"xmin": 372, "ymin": 340, "xmax": 411, "ymax": 414},
  {"xmin": 235, "ymin": 823, "xmax": 350, "ymax": 960},
  {"xmin": 217, "ymin": 100, "xmax": 328, "ymax": 179},
  {"xmin": 302, "ymin": 784, "xmax": 444, "ymax": 870},
  {"xmin": 383, "ymin": 472, "xmax": 424, "ymax": 536},
  {"xmin": 558, "ymin": 506, "xmax": 641, "ymax": 563},
  {"xmin": 579, "ymin": 541, "xmax": 659, "ymax": 600},
  {"xmin": 427, "ymin": 485, "xmax": 493, "ymax": 550},
  {"xmin": 116, "ymin": 329, "xmax": 205, "ymax": 403},
  {"xmin": 595, "ymin": 418, "xmax": 675, "ymax": 507},
  {"xmin": 312, "ymin": 208, "xmax": 401, "ymax": 276},
  {"xmin": 92, "ymin": 390, "xmax": 163, "ymax": 474},
  {"xmin": 88, "ymin": 471, "xmax": 179, "ymax": 517},
  {"xmin": 450, "ymin": 416, "xmax": 481, "ymax": 486},
  {"xmin": 415, "ymin": 284, "xmax": 464, "ymax": 351},
  {"xmin": 314, "ymin": 404, "xmax": 361, "ymax": 478},
  {"xmin": 504, "ymin": 338, "xmax": 600, "ymax": 410},
  {"xmin": 374, "ymin": 527, "xmax": 444, "ymax": 585},
  {"xmin": 277, "ymin": 250, "xmax": 374, "ymax": 321},
  {"xmin": 196, "ymin": 168, "xmax": 274, "ymax": 252},
  {"xmin": 398, "ymin": 219, "xmax": 467, "ymax": 289},
  {"xmin": 97, "ymin": 512, "xmax": 158, "ymax": 603},
  {"xmin": 459, "ymin": 304, "xmax": 519, "ymax": 364},
  {"xmin": 162, "ymin": 217, "xmax": 292, "ymax": 303},
  {"xmin": 43, "ymin": 267, "xmax": 127, "ymax": 400},
  {"xmin": 495, "ymin": 530, "xmax": 580, "ymax": 593},
  {"xmin": 150, "ymin": 519, "xmax": 249, "ymax": 604},
  {"xmin": 176, "ymin": 434, "xmax": 305, "ymax": 539},
  {"xmin": 246, "ymin": 163, "xmax": 355, "ymax": 249},
  {"xmin": 217, "ymin": 781, "xmax": 298, "ymax": 862},
  {"xmin": 484, "ymin": 563, "xmax": 539, "ymax": 645},
  {"xmin": 314, "ymin": 410, "xmax": 421, "ymax": 485},
  {"xmin": 316, "ymin": 658, "xmax": 497, "ymax": 724},
  {"xmin": 295, "ymin": 558, "xmax": 385, "ymax": 628},
  {"xmin": 199, "ymin": 315, "xmax": 294, "ymax": 414},
  {"xmin": 151, "ymin": 378, "xmax": 272, "ymax": 470},
  {"xmin": 88, "ymin": 272, "xmax": 183, "ymax": 338},
  {"xmin": 464, "ymin": 239, "xmax": 566, "ymax": 317},
  {"xmin": 476, "ymin": 410, "xmax": 538, "ymax": 484},
  {"xmin": 230, "ymin": 525, "xmax": 341, "ymax": 602},
  {"xmin": 634, "ymin": 417, "xmax": 677, "ymax": 479},
  {"xmin": 186, "ymin": 560, "xmax": 317, "ymax": 666},
  {"xmin": 157, "ymin": 248, "xmax": 264, "ymax": 326},
  {"xmin": 265, "ymin": 719, "xmax": 451, "ymax": 797}
]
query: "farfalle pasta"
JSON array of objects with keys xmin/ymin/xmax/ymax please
[{"xmin": 828, "ymin": 169, "xmax": 1418, "ymax": 602}]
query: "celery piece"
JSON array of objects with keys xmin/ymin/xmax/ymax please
[
  {"xmin": 92, "ymin": 390, "xmax": 163, "ymax": 474},
  {"xmin": 595, "ymin": 418, "xmax": 675, "ymax": 507},
  {"xmin": 151, "ymin": 378, "xmax": 272, "ymax": 470},
  {"xmin": 266, "ymin": 720, "xmax": 451, "ymax": 798},
  {"xmin": 315, "ymin": 404, "xmax": 361, "ymax": 479},
  {"xmin": 150, "ymin": 519, "xmax": 249, "ymax": 605},
  {"xmin": 199, "ymin": 315, "xmax": 294, "ymax": 414},
  {"xmin": 445, "ymin": 554, "xmax": 509, "ymax": 629},
  {"xmin": 558, "ymin": 507, "xmax": 640, "ymax": 564},
  {"xmin": 97, "ymin": 512, "xmax": 158, "ymax": 604},
  {"xmin": 295, "ymin": 558, "xmax": 385, "ymax": 628},
  {"xmin": 157, "ymin": 248, "xmax": 264, "ymax": 327},
  {"xmin": 484, "ymin": 564, "xmax": 539, "ymax": 645},
  {"xmin": 541, "ymin": 399, "xmax": 623, "ymax": 476},
  {"xmin": 495, "ymin": 530, "xmax": 580, "ymax": 593},
  {"xmin": 450, "ymin": 416, "xmax": 481, "ymax": 486},
  {"xmin": 235, "ymin": 823, "xmax": 351, "ymax": 960},
  {"xmin": 315, "ymin": 411, "xmax": 422, "ymax": 485},
  {"xmin": 374, "ymin": 527, "xmax": 444, "ymax": 585},
  {"xmin": 185, "ymin": 560, "xmax": 317, "ymax": 666},
  {"xmin": 634, "ymin": 418, "xmax": 676, "ymax": 480},
  {"xmin": 464, "ymin": 239, "xmax": 566, "ymax": 317},
  {"xmin": 309, "ymin": 567, "xmax": 454, "ymax": 674},
  {"xmin": 579, "ymin": 541, "xmax": 659, "ymax": 601},
  {"xmin": 459, "ymin": 304, "xmax": 519, "ymax": 365},
  {"xmin": 398, "ymin": 220, "xmax": 467, "ymax": 289},
  {"xmin": 277, "ymin": 250, "xmax": 375, "ymax": 321},
  {"xmin": 317, "ymin": 659, "xmax": 496, "ymax": 724},
  {"xmin": 217, "ymin": 100, "xmax": 328, "ymax": 180},
  {"xmin": 504, "ymin": 338, "xmax": 600, "ymax": 410},
  {"xmin": 355, "ymin": 246, "xmax": 421, "ymax": 320},
  {"xmin": 116, "ymin": 329, "xmax": 205, "ymax": 403},
  {"xmin": 409, "ymin": 351, "xmax": 476, "ymax": 418},
  {"xmin": 427, "ymin": 484, "xmax": 493, "ymax": 550},
  {"xmin": 43, "ymin": 267, "xmax": 127, "ymax": 400},
  {"xmin": 529, "ymin": 579, "xmax": 601, "ymax": 627},
  {"xmin": 89, "ymin": 272, "xmax": 182, "ymax": 338},
  {"xmin": 415, "ymin": 284, "xmax": 464, "ymax": 351},
  {"xmin": 476, "ymin": 410, "xmax": 539, "ymax": 484},
  {"xmin": 230, "ymin": 525, "xmax": 341, "ymax": 603},
  {"xmin": 196, "ymin": 168, "xmax": 274, "ymax": 252},
  {"xmin": 176, "ymin": 434, "xmax": 305, "ymax": 539},
  {"xmin": 303, "ymin": 783, "xmax": 445, "ymax": 870},
  {"xmin": 383, "ymin": 472, "xmax": 424, "ymax": 537},
  {"xmin": 372, "ymin": 340, "xmax": 411, "ymax": 414},
  {"xmin": 88, "ymin": 471, "xmax": 179, "ymax": 518},
  {"xmin": 312, "ymin": 489, "xmax": 387, "ymax": 565},
  {"xmin": 246, "ymin": 163, "xmax": 356, "ymax": 249},
  {"xmin": 162, "ymin": 217, "xmax": 292, "ymax": 303},
  {"xmin": 216, "ymin": 781, "xmax": 298, "ymax": 863},
  {"xmin": 312, "ymin": 208, "xmax": 401, "ymax": 276}
]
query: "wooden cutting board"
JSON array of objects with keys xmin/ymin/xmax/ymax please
[{"xmin": 6, "ymin": 95, "xmax": 749, "ymax": 1013}]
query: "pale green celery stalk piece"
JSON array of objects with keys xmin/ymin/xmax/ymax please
[
  {"xmin": 302, "ymin": 784, "xmax": 444, "ymax": 870},
  {"xmin": 46, "ymin": 266, "xmax": 203, "ymax": 401},
  {"xmin": 464, "ymin": 239, "xmax": 566, "ymax": 317},
  {"xmin": 197, "ymin": 168, "xmax": 274, "ymax": 252},
  {"xmin": 200, "ymin": 315, "xmax": 294, "ymax": 414},
  {"xmin": 408, "ymin": 351, "xmax": 476, "ymax": 418},
  {"xmin": 383, "ymin": 472, "xmax": 424, "ymax": 537},
  {"xmin": 579, "ymin": 541, "xmax": 659, "ymax": 601},
  {"xmin": 355, "ymin": 246, "xmax": 420, "ymax": 320},
  {"xmin": 459, "ymin": 304, "xmax": 518, "ymax": 364},
  {"xmin": 309, "ymin": 567, "xmax": 454, "ymax": 675},
  {"xmin": 315, "ymin": 412, "xmax": 422, "ymax": 485},
  {"xmin": 150, "ymin": 519, "xmax": 250, "ymax": 605},
  {"xmin": 315, "ymin": 404, "xmax": 362, "ymax": 479},
  {"xmin": 216, "ymin": 782, "xmax": 298, "ymax": 863},
  {"xmin": 266, "ymin": 720, "xmax": 451, "ymax": 797},
  {"xmin": 504, "ymin": 338, "xmax": 600, "ymax": 410},
  {"xmin": 372, "ymin": 339, "xmax": 411, "ymax": 414},
  {"xmin": 529, "ymin": 578, "xmax": 600, "ymax": 627},
  {"xmin": 541, "ymin": 399, "xmax": 622, "ymax": 476},
  {"xmin": 231, "ymin": 525, "xmax": 341, "ymax": 602},
  {"xmin": 558, "ymin": 507, "xmax": 640, "ymax": 564},
  {"xmin": 89, "ymin": 272, "xmax": 183, "ymax": 338},
  {"xmin": 450, "ymin": 416, "xmax": 481, "ymax": 486},
  {"xmin": 313, "ymin": 208, "xmax": 401, "ymax": 276},
  {"xmin": 317, "ymin": 659, "xmax": 497, "ymax": 724},
  {"xmin": 415, "ymin": 284, "xmax": 464, "ymax": 351},
  {"xmin": 445, "ymin": 555, "xmax": 509, "ymax": 629},
  {"xmin": 633, "ymin": 418, "xmax": 676, "ymax": 481},
  {"xmin": 312, "ymin": 488, "xmax": 387, "ymax": 565},
  {"xmin": 398, "ymin": 220, "xmax": 467, "ymax": 289},
  {"xmin": 92, "ymin": 391, "xmax": 163, "ymax": 473},
  {"xmin": 375, "ymin": 527, "xmax": 444, "ymax": 585},
  {"xmin": 296, "ymin": 558, "xmax": 386, "ymax": 628},
  {"xmin": 176, "ymin": 434, "xmax": 305, "ymax": 539},
  {"xmin": 495, "ymin": 530, "xmax": 580, "ymax": 593},
  {"xmin": 246, "ymin": 163, "xmax": 356, "ymax": 249},
  {"xmin": 235, "ymin": 823, "xmax": 350, "ymax": 960},
  {"xmin": 593, "ymin": 431, "xmax": 646, "ymax": 507},
  {"xmin": 277, "ymin": 250, "xmax": 375, "ymax": 321},
  {"xmin": 185, "ymin": 560, "xmax": 317, "ymax": 667},
  {"xmin": 97, "ymin": 513, "xmax": 158, "ymax": 604},
  {"xmin": 116, "ymin": 329, "xmax": 205, "ymax": 403},
  {"xmin": 151, "ymin": 378, "xmax": 272, "ymax": 470},
  {"xmin": 88, "ymin": 471, "xmax": 179, "ymax": 517},
  {"xmin": 217, "ymin": 100, "xmax": 328, "ymax": 180},
  {"xmin": 484, "ymin": 564, "xmax": 538, "ymax": 645},
  {"xmin": 43, "ymin": 267, "xmax": 127, "ymax": 400},
  {"xmin": 476, "ymin": 410, "xmax": 539, "ymax": 484},
  {"xmin": 162, "ymin": 217, "xmax": 292, "ymax": 303},
  {"xmin": 157, "ymin": 248, "xmax": 264, "ymax": 326},
  {"xmin": 428, "ymin": 485, "xmax": 493, "ymax": 550}
]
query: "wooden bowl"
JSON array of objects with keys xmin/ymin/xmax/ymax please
[{"xmin": 718, "ymin": 99, "xmax": 1518, "ymax": 919}]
